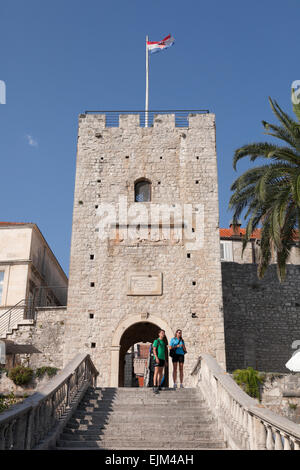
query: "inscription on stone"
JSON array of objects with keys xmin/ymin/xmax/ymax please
[{"xmin": 127, "ymin": 271, "xmax": 162, "ymax": 296}]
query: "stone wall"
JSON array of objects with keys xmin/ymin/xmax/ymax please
[
  {"xmin": 64, "ymin": 113, "xmax": 226, "ymax": 386},
  {"xmin": 260, "ymin": 373, "xmax": 300, "ymax": 424},
  {"xmin": 223, "ymin": 263, "xmax": 300, "ymax": 372},
  {"xmin": 4, "ymin": 307, "xmax": 66, "ymax": 370}
]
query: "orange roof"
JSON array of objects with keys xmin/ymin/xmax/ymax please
[
  {"xmin": 0, "ymin": 222, "xmax": 30, "ymax": 226},
  {"xmin": 220, "ymin": 226, "xmax": 299, "ymax": 241},
  {"xmin": 220, "ymin": 227, "xmax": 261, "ymax": 239}
]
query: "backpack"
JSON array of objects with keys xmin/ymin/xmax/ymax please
[{"xmin": 170, "ymin": 338, "xmax": 186, "ymax": 357}]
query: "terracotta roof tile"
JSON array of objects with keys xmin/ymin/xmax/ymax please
[
  {"xmin": 0, "ymin": 222, "xmax": 30, "ymax": 226},
  {"xmin": 219, "ymin": 227, "xmax": 261, "ymax": 239},
  {"xmin": 220, "ymin": 227, "xmax": 299, "ymax": 241}
]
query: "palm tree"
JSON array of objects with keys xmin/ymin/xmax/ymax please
[{"xmin": 229, "ymin": 92, "xmax": 300, "ymax": 281}]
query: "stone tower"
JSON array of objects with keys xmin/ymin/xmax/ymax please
[{"xmin": 64, "ymin": 112, "xmax": 226, "ymax": 386}]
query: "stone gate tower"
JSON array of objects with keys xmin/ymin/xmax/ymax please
[{"xmin": 64, "ymin": 111, "xmax": 226, "ymax": 386}]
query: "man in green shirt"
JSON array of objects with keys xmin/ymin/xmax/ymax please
[{"xmin": 152, "ymin": 329, "xmax": 166, "ymax": 394}]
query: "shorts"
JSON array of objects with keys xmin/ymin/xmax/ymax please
[
  {"xmin": 172, "ymin": 354, "xmax": 184, "ymax": 363},
  {"xmin": 154, "ymin": 359, "xmax": 165, "ymax": 367}
]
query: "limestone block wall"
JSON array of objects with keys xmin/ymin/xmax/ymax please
[
  {"xmin": 223, "ymin": 263, "xmax": 300, "ymax": 373},
  {"xmin": 4, "ymin": 307, "xmax": 66, "ymax": 369},
  {"xmin": 64, "ymin": 113, "xmax": 226, "ymax": 386},
  {"xmin": 260, "ymin": 373, "xmax": 300, "ymax": 424}
]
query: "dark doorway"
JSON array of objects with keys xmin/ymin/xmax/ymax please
[{"xmin": 119, "ymin": 321, "xmax": 169, "ymax": 387}]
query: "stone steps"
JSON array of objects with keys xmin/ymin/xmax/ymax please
[
  {"xmin": 72, "ymin": 409, "xmax": 211, "ymax": 419},
  {"xmin": 57, "ymin": 439, "xmax": 226, "ymax": 450},
  {"xmin": 56, "ymin": 387, "xmax": 227, "ymax": 450},
  {"xmin": 63, "ymin": 422, "xmax": 217, "ymax": 434},
  {"xmin": 68, "ymin": 416, "xmax": 214, "ymax": 426}
]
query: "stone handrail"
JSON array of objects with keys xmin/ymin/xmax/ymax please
[
  {"xmin": 0, "ymin": 353, "xmax": 98, "ymax": 449},
  {"xmin": 191, "ymin": 354, "xmax": 300, "ymax": 450}
]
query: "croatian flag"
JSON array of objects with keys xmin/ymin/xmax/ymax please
[{"xmin": 147, "ymin": 34, "xmax": 175, "ymax": 54}]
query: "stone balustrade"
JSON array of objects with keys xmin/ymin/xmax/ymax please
[
  {"xmin": 0, "ymin": 353, "xmax": 98, "ymax": 449},
  {"xmin": 191, "ymin": 354, "xmax": 300, "ymax": 450}
]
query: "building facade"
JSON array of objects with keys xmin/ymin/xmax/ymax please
[
  {"xmin": 0, "ymin": 222, "xmax": 68, "ymax": 339},
  {"xmin": 64, "ymin": 112, "xmax": 226, "ymax": 386}
]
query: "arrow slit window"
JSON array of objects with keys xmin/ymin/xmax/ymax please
[{"xmin": 135, "ymin": 179, "xmax": 151, "ymax": 202}]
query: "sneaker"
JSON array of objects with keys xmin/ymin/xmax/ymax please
[
  {"xmin": 173, "ymin": 383, "xmax": 177, "ymax": 390},
  {"xmin": 153, "ymin": 386, "xmax": 159, "ymax": 394},
  {"xmin": 180, "ymin": 384, "xmax": 184, "ymax": 389},
  {"xmin": 158, "ymin": 385, "xmax": 162, "ymax": 391}
]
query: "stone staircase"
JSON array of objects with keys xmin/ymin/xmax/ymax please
[{"xmin": 56, "ymin": 387, "xmax": 227, "ymax": 450}]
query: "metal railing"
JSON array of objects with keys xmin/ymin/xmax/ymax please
[
  {"xmin": 33, "ymin": 285, "xmax": 68, "ymax": 312},
  {"xmin": 0, "ymin": 285, "xmax": 68, "ymax": 338},
  {"xmin": 0, "ymin": 353, "xmax": 98, "ymax": 450},
  {"xmin": 84, "ymin": 109, "xmax": 209, "ymax": 127},
  {"xmin": 0, "ymin": 299, "xmax": 28, "ymax": 339}
]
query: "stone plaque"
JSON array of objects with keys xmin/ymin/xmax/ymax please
[{"xmin": 127, "ymin": 271, "xmax": 162, "ymax": 296}]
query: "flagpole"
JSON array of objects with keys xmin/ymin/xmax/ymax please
[{"xmin": 145, "ymin": 35, "xmax": 149, "ymax": 128}]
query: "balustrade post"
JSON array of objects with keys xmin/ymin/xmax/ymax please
[
  {"xmin": 66, "ymin": 377, "xmax": 71, "ymax": 408},
  {"xmin": 247, "ymin": 413, "xmax": 255, "ymax": 450},
  {"xmin": 266, "ymin": 425, "xmax": 274, "ymax": 450},
  {"xmin": 0, "ymin": 424, "xmax": 9, "ymax": 450},
  {"xmin": 253, "ymin": 417, "xmax": 267, "ymax": 450},
  {"xmin": 274, "ymin": 430, "xmax": 284, "ymax": 450},
  {"xmin": 283, "ymin": 435, "xmax": 291, "ymax": 450}
]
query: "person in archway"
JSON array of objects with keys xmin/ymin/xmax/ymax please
[
  {"xmin": 169, "ymin": 329, "xmax": 186, "ymax": 389},
  {"xmin": 153, "ymin": 329, "xmax": 166, "ymax": 394}
]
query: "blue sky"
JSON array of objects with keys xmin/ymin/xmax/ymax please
[{"xmin": 1, "ymin": 0, "xmax": 299, "ymax": 274}]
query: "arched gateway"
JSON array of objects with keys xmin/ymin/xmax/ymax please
[{"xmin": 111, "ymin": 314, "xmax": 174, "ymax": 387}]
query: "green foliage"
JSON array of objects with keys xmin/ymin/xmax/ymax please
[
  {"xmin": 233, "ymin": 367, "xmax": 264, "ymax": 400},
  {"xmin": 0, "ymin": 367, "xmax": 8, "ymax": 378},
  {"xmin": 35, "ymin": 366, "xmax": 58, "ymax": 379},
  {"xmin": 8, "ymin": 366, "xmax": 34, "ymax": 386},
  {"xmin": 0, "ymin": 393, "xmax": 17, "ymax": 413},
  {"xmin": 288, "ymin": 402, "xmax": 297, "ymax": 410},
  {"xmin": 229, "ymin": 95, "xmax": 300, "ymax": 282}
]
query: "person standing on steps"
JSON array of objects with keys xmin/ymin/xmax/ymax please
[
  {"xmin": 152, "ymin": 329, "xmax": 166, "ymax": 394},
  {"xmin": 169, "ymin": 329, "xmax": 186, "ymax": 389}
]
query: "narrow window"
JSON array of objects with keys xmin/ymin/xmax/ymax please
[
  {"xmin": 220, "ymin": 241, "xmax": 233, "ymax": 261},
  {"xmin": 0, "ymin": 271, "xmax": 4, "ymax": 304},
  {"xmin": 135, "ymin": 179, "xmax": 151, "ymax": 202}
]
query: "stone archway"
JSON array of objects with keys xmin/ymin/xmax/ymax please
[{"xmin": 110, "ymin": 314, "xmax": 174, "ymax": 387}]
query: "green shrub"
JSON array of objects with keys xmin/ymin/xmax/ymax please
[
  {"xmin": 233, "ymin": 367, "xmax": 264, "ymax": 400},
  {"xmin": 0, "ymin": 367, "xmax": 8, "ymax": 379},
  {"xmin": 8, "ymin": 366, "xmax": 34, "ymax": 386},
  {"xmin": 0, "ymin": 393, "xmax": 17, "ymax": 413},
  {"xmin": 35, "ymin": 366, "xmax": 58, "ymax": 379}
]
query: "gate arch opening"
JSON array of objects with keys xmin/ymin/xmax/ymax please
[
  {"xmin": 118, "ymin": 321, "xmax": 169, "ymax": 387},
  {"xmin": 110, "ymin": 315, "xmax": 174, "ymax": 387}
]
